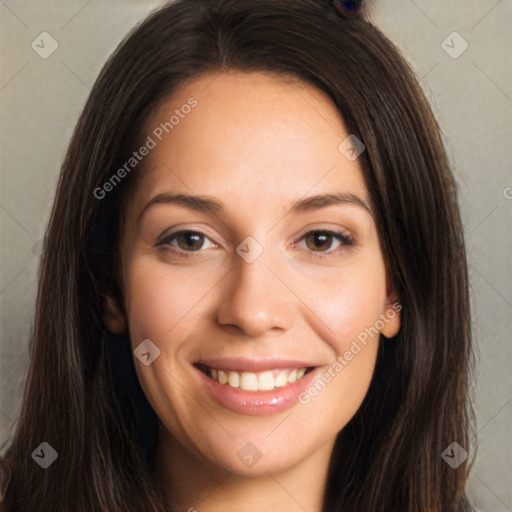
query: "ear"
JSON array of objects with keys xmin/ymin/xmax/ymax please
[
  {"xmin": 102, "ymin": 292, "xmax": 127, "ymax": 334},
  {"xmin": 380, "ymin": 285, "xmax": 401, "ymax": 339}
]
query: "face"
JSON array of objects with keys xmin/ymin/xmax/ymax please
[{"xmin": 104, "ymin": 71, "xmax": 400, "ymax": 477}]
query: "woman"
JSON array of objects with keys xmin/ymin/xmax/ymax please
[{"xmin": 0, "ymin": 0, "xmax": 475, "ymax": 510}]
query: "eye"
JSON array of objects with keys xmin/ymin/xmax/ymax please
[
  {"xmin": 158, "ymin": 230, "xmax": 216, "ymax": 255},
  {"xmin": 294, "ymin": 230, "xmax": 354, "ymax": 257},
  {"xmin": 157, "ymin": 228, "xmax": 353, "ymax": 258}
]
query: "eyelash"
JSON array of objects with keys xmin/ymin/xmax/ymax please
[{"xmin": 157, "ymin": 229, "xmax": 354, "ymax": 259}]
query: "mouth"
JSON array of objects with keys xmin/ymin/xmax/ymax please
[{"xmin": 194, "ymin": 363, "xmax": 316, "ymax": 392}]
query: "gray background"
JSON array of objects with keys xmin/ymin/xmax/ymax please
[{"xmin": 1, "ymin": 1, "xmax": 511, "ymax": 510}]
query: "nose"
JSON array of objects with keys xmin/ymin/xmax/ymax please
[{"xmin": 216, "ymin": 250, "xmax": 295, "ymax": 337}]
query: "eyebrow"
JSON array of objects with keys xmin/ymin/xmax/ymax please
[{"xmin": 138, "ymin": 191, "xmax": 372, "ymax": 222}]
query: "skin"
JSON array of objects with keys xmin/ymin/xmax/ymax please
[{"xmin": 104, "ymin": 71, "xmax": 400, "ymax": 512}]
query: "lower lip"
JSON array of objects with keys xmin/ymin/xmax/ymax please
[{"xmin": 194, "ymin": 366, "xmax": 319, "ymax": 416}]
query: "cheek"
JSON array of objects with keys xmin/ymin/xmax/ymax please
[
  {"xmin": 275, "ymin": 255, "xmax": 386, "ymax": 420},
  {"xmin": 291, "ymin": 254, "xmax": 388, "ymax": 353},
  {"xmin": 123, "ymin": 255, "xmax": 217, "ymax": 343},
  {"xmin": 122, "ymin": 257, "xmax": 210, "ymax": 438},
  {"xmin": 297, "ymin": 268, "xmax": 385, "ymax": 424}
]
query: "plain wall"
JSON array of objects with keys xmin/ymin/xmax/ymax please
[{"xmin": 1, "ymin": 1, "xmax": 511, "ymax": 510}]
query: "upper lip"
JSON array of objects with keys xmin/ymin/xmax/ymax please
[{"xmin": 193, "ymin": 357, "xmax": 317, "ymax": 373}]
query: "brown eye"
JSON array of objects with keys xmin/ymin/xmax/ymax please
[
  {"xmin": 175, "ymin": 232, "xmax": 205, "ymax": 251},
  {"xmin": 159, "ymin": 230, "xmax": 216, "ymax": 255},
  {"xmin": 306, "ymin": 232, "xmax": 336, "ymax": 252},
  {"xmin": 298, "ymin": 230, "xmax": 354, "ymax": 257}
]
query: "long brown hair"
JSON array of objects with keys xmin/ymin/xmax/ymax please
[{"xmin": 0, "ymin": 1, "xmax": 475, "ymax": 510}]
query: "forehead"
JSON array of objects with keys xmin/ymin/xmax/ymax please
[{"xmin": 133, "ymin": 71, "xmax": 368, "ymax": 216}]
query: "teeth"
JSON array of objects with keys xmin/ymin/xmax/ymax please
[
  {"xmin": 228, "ymin": 371, "xmax": 240, "ymax": 388},
  {"xmin": 274, "ymin": 371, "xmax": 288, "ymax": 388},
  {"xmin": 240, "ymin": 372, "xmax": 258, "ymax": 391},
  {"xmin": 203, "ymin": 366, "xmax": 310, "ymax": 391},
  {"xmin": 218, "ymin": 369, "xmax": 228, "ymax": 384},
  {"xmin": 257, "ymin": 371, "xmax": 275, "ymax": 391}
]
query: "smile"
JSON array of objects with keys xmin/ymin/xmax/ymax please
[{"xmin": 195, "ymin": 364, "xmax": 314, "ymax": 391}]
